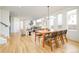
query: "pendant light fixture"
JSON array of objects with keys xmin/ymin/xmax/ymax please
[
  {"xmin": 46, "ymin": 6, "xmax": 50, "ymax": 28},
  {"xmin": 48, "ymin": 6, "xmax": 50, "ymax": 20}
]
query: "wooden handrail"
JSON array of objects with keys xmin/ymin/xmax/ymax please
[{"xmin": 0, "ymin": 22, "xmax": 8, "ymax": 27}]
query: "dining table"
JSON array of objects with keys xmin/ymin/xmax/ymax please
[
  {"xmin": 34, "ymin": 29, "xmax": 66, "ymax": 48},
  {"xmin": 35, "ymin": 30, "xmax": 54, "ymax": 48}
]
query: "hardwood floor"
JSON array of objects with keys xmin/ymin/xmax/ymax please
[{"xmin": 0, "ymin": 33, "xmax": 79, "ymax": 53}]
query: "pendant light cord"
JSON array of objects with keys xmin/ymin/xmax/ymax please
[{"xmin": 48, "ymin": 6, "xmax": 50, "ymax": 20}]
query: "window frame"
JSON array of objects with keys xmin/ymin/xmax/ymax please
[{"xmin": 67, "ymin": 9, "xmax": 77, "ymax": 31}]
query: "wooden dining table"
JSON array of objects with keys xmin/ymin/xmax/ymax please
[
  {"xmin": 35, "ymin": 29, "xmax": 66, "ymax": 48},
  {"xmin": 35, "ymin": 30, "xmax": 54, "ymax": 48}
]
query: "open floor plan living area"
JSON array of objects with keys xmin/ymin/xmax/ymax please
[{"xmin": 0, "ymin": 6, "xmax": 79, "ymax": 53}]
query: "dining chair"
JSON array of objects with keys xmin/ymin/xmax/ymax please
[
  {"xmin": 44, "ymin": 33, "xmax": 51, "ymax": 41},
  {"xmin": 57, "ymin": 31, "xmax": 64, "ymax": 47},
  {"xmin": 62, "ymin": 30, "xmax": 68, "ymax": 43},
  {"xmin": 35, "ymin": 32, "xmax": 42, "ymax": 45},
  {"xmin": 45, "ymin": 32, "xmax": 57, "ymax": 51}
]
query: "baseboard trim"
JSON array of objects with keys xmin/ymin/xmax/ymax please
[{"xmin": 69, "ymin": 39, "xmax": 79, "ymax": 43}]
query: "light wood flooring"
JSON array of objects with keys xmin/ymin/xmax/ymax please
[{"xmin": 0, "ymin": 34, "xmax": 79, "ymax": 53}]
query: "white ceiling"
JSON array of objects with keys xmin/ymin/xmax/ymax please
[{"xmin": 0, "ymin": 6, "xmax": 75, "ymax": 19}]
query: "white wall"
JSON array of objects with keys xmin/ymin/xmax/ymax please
[
  {"xmin": 0, "ymin": 9, "xmax": 10, "ymax": 37},
  {"xmin": 0, "ymin": 9, "xmax": 1, "ymax": 33},
  {"xmin": 11, "ymin": 17, "xmax": 20, "ymax": 33},
  {"xmin": 10, "ymin": 17, "xmax": 32, "ymax": 36}
]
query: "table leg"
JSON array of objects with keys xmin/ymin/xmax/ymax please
[
  {"xmin": 35, "ymin": 32, "xmax": 36, "ymax": 44},
  {"xmin": 42, "ymin": 33, "xmax": 45, "ymax": 48}
]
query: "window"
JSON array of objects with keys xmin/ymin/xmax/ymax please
[
  {"xmin": 67, "ymin": 9, "xmax": 77, "ymax": 25},
  {"xmin": 49, "ymin": 16, "xmax": 55, "ymax": 25},
  {"xmin": 36, "ymin": 18, "xmax": 43, "ymax": 27},
  {"xmin": 49, "ymin": 16, "xmax": 56, "ymax": 28},
  {"xmin": 36, "ymin": 19, "xmax": 42, "ymax": 22},
  {"xmin": 67, "ymin": 9, "xmax": 77, "ymax": 30},
  {"xmin": 20, "ymin": 21, "xmax": 23, "ymax": 29},
  {"xmin": 58, "ymin": 14, "xmax": 62, "ymax": 25},
  {"xmin": 33, "ymin": 20, "xmax": 36, "ymax": 26}
]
